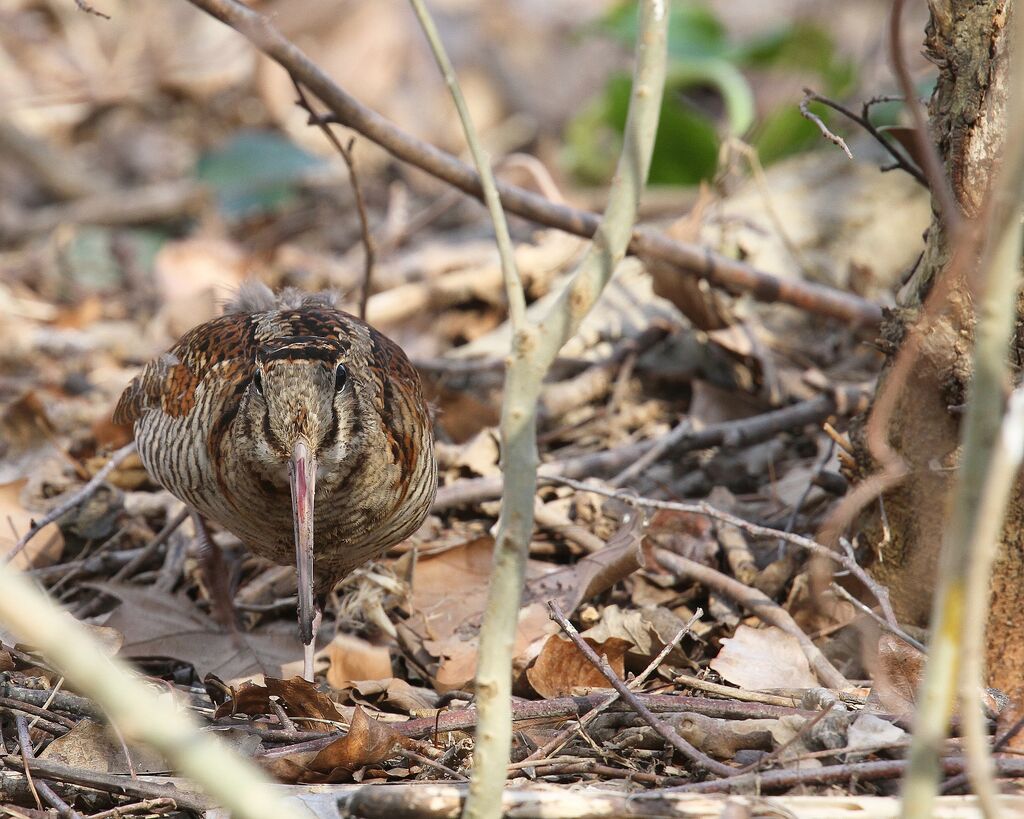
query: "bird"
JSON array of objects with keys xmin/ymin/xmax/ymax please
[{"xmin": 114, "ymin": 282, "xmax": 437, "ymax": 679}]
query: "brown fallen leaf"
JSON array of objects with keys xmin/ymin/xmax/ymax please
[
  {"xmin": 210, "ymin": 675, "xmax": 347, "ymax": 729},
  {"xmin": 405, "ymin": 515, "xmax": 645, "ymax": 692},
  {"xmin": 866, "ymin": 633, "xmax": 925, "ymax": 719},
  {"xmin": 526, "ymin": 634, "xmax": 629, "ymax": 698},
  {"xmin": 0, "ymin": 393, "xmax": 60, "ymax": 484},
  {"xmin": 96, "ymin": 583, "xmax": 304, "ymax": 683},
  {"xmin": 40, "ymin": 719, "xmax": 168, "ymax": 775},
  {"xmin": 0, "ymin": 480, "xmax": 64, "ymax": 571},
  {"xmin": 308, "ymin": 706, "xmax": 403, "ymax": 779},
  {"xmin": 710, "ymin": 625, "xmax": 818, "ymax": 690},
  {"xmin": 321, "ymin": 633, "xmax": 392, "ymax": 689}
]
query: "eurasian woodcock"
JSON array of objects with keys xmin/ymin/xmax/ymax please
[{"xmin": 114, "ymin": 282, "xmax": 437, "ymax": 678}]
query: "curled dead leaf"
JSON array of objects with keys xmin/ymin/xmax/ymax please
[
  {"xmin": 710, "ymin": 625, "xmax": 818, "ymax": 690},
  {"xmin": 526, "ymin": 634, "xmax": 629, "ymax": 698}
]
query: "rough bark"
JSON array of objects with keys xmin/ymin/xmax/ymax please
[{"xmin": 852, "ymin": 0, "xmax": 1020, "ymax": 691}]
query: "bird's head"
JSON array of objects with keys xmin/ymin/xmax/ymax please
[{"xmin": 237, "ymin": 336, "xmax": 366, "ymax": 642}]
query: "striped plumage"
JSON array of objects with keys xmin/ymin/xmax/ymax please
[{"xmin": 114, "ymin": 284, "xmax": 436, "ymax": 649}]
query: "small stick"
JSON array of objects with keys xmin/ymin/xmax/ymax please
[
  {"xmin": 520, "ymin": 609, "xmax": 703, "ymax": 765},
  {"xmin": 17, "ymin": 715, "xmax": 83, "ymax": 818},
  {"xmin": 546, "ymin": 601, "xmax": 734, "ymax": 777},
  {"xmin": 291, "ymin": 78, "xmax": 377, "ymax": 321},
  {"xmin": 4, "ymin": 442, "xmax": 137, "ymax": 565},
  {"xmin": 549, "ymin": 475, "xmax": 900, "ymax": 635},
  {"xmin": 85, "ymin": 797, "xmax": 177, "ymax": 819},
  {"xmin": 799, "ymin": 94, "xmax": 853, "ymax": 159},
  {"xmin": 830, "ymin": 582, "xmax": 926, "ymax": 652}
]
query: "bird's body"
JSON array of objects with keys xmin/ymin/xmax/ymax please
[{"xmin": 115, "ymin": 285, "xmax": 436, "ymax": 657}]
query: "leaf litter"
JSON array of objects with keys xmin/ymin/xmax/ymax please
[{"xmin": 0, "ymin": 0, "xmax": 1000, "ymax": 815}]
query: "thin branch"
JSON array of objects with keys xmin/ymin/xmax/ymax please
[
  {"xmin": 182, "ymin": 0, "xmax": 883, "ymax": 327},
  {"xmin": 17, "ymin": 715, "xmax": 81, "ymax": 818},
  {"xmin": 546, "ymin": 600, "xmax": 734, "ymax": 777},
  {"xmin": 519, "ymin": 608, "xmax": 703, "ymax": 766},
  {"xmin": 407, "ymin": 0, "xmax": 526, "ymax": 330},
  {"xmin": 799, "ymin": 94, "xmax": 853, "ymax": 159},
  {"xmin": 830, "ymin": 582, "xmax": 925, "ymax": 653},
  {"xmin": 547, "ymin": 474, "xmax": 898, "ymax": 634},
  {"xmin": 889, "ymin": 0, "xmax": 962, "ymax": 235},
  {"xmin": 460, "ymin": 4, "xmax": 668, "ymax": 813},
  {"xmin": 800, "ymin": 88, "xmax": 928, "ymax": 186},
  {"xmin": 290, "ymin": 78, "xmax": 378, "ymax": 322},
  {"xmin": 3, "ymin": 442, "xmax": 137, "ymax": 565},
  {"xmin": 434, "ymin": 387, "xmax": 869, "ymax": 512}
]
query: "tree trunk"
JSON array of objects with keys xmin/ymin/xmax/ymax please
[{"xmin": 852, "ymin": 0, "xmax": 1021, "ymax": 692}]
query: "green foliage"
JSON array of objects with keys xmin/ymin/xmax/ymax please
[
  {"xmin": 565, "ymin": 1, "xmax": 856, "ymax": 185},
  {"xmin": 196, "ymin": 130, "xmax": 324, "ymax": 219}
]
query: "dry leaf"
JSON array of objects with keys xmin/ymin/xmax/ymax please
[
  {"xmin": 710, "ymin": 625, "xmax": 818, "ymax": 689},
  {"xmin": 406, "ymin": 516, "xmax": 644, "ymax": 692},
  {"xmin": 305, "ymin": 706, "xmax": 403, "ymax": 782},
  {"xmin": 40, "ymin": 719, "xmax": 168, "ymax": 775},
  {"xmin": 210, "ymin": 675, "xmax": 347, "ymax": 730},
  {"xmin": 846, "ymin": 712, "xmax": 906, "ymax": 753},
  {"xmin": 0, "ymin": 393, "xmax": 59, "ymax": 484},
  {"xmin": 97, "ymin": 583, "xmax": 304, "ymax": 683},
  {"xmin": 321, "ymin": 634, "xmax": 392, "ymax": 689},
  {"xmin": 526, "ymin": 635, "xmax": 629, "ymax": 698},
  {"xmin": 344, "ymin": 678, "xmax": 438, "ymax": 714},
  {"xmin": 0, "ymin": 480, "xmax": 64, "ymax": 571},
  {"xmin": 867, "ymin": 634, "xmax": 925, "ymax": 719}
]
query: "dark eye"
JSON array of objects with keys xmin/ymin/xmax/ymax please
[
  {"xmin": 252, "ymin": 370, "xmax": 263, "ymax": 395},
  {"xmin": 334, "ymin": 363, "xmax": 348, "ymax": 392}
]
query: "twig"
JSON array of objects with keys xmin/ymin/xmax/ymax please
[
  {"xmin": 799, "ymin": 94, "xmax": 853, "ymax": 159},
  {"xmin": 4, "ymin": 443, "xmax": 137, "ymax": 565},
  {"xmin": 456, "ymin": 2, "xmax": 668, "ymax": 815},
  {"xmin": 84, "ymin": 798, "xmax": 176, "ymax": 819},
  {"xmin": 654, "ymin": 548, "xmax": 851, "ymax": 690},
  {"xmin": 16, "ymin": 716, "xmax": 82, "ymax": 818},
  {"xmin": 547, "ymin": 474, "xmax": 897, "ymax": 634},
  {"xmin": 74, "ymin": 0, "xmax": 110, "ymax": 19},
  {"xmin": 520, "ymin": 609, "xmax": 703, "ymax": 765},
  {"xmin": 0, "ymin": 564, "xmax": 307, "ymax": 819},
  {"xmin": 799, "ymin": 89, "xmax": 927, "ymax": 186},
  {"xmin": 290, "ymin": 78, "xmax": 377, "ymax": 322},
  {"xmin": 829, "ymin": 582, "xmax": 925, "ymax": 652},
  {"xmin": 182, "ymin": 0, "xmax": 883, "ymax": 328},
  {"xmin": 2, "ymin": 755, "xmax": 210, "ymax": 813},
  {"xmin": 547, "ymin": 600, "xmax": 734, "ymax": 777},
  {"xmin": 674, "ymin": 676, "xmax": 798, "ymax": 708},
  {"xmin": 889, "ymin": 0, "xmax": 962, "ymax": 236},
  {"xmin": 677, "ymin": 755, "xmax": 1024, "ymax": 794},
  {"xmin": 405, "ymin": 1, "xmax": 532, "ymax": 813},
  {"xmin": 258, "ymin": 691, "xmax": 813, "ymax": 758},
  {"xmin": 434, "ymin": 387, "xmax": 869, "ymax": 512},
  {"xmin": 110, "ymin": 508, "xmax": 188, "ymax": 582},
  {"xmin": 408, "ymin": 0, "xmax": 526, "ymax": 330}
]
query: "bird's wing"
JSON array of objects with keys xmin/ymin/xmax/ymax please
[{"xmin": 113, "ymin": 314, "xmax": 257, "ymax": 426}]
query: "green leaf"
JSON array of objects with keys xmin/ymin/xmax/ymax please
[
  {"xmin": 566, "ymin": 73, "xmax": 719, "ymax": 186},
  {"xmin": 63, "ymin": 228, "xmax": 165, "ymax": 292},
  {"xmin": 600, "ymin": 0, "xmax": 728, "ymax": 60},
  {"xmin": 196, "ymin": 130, "xmax": 323, "ymax": 219}
]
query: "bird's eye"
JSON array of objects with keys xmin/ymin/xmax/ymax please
[
  {"xmin": 334, "ymin": 363, "xmax": 348, "ymax": 392},
  {"xmin": 253, "ymin": 370, "xmax": 263, "ymax": 395}
]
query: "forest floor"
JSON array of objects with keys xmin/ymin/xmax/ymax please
[{"xmin": 1, "ymin": 1, "xmax": 1020, "ymax": 817}]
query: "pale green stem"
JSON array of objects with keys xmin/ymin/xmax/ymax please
[
  {"xmin": 459, "ymin": 3, "xmax": 668, "ymax": 817},
  {"xmin": 407, "ymin": 0, "xmax": 526, "ymax": 331},
  {"xmin": 0, "ymin": 565, "xmax": 306, "ymax": 819}
]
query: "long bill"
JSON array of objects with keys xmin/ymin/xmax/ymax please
[{"xmin": 289, "ymin": 439, "xmax": 317, "ymax": 645}]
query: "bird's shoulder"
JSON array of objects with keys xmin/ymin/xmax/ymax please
[{"xmin": 113, "ymin": 312, "xmax": 260, "ymax": 425}]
